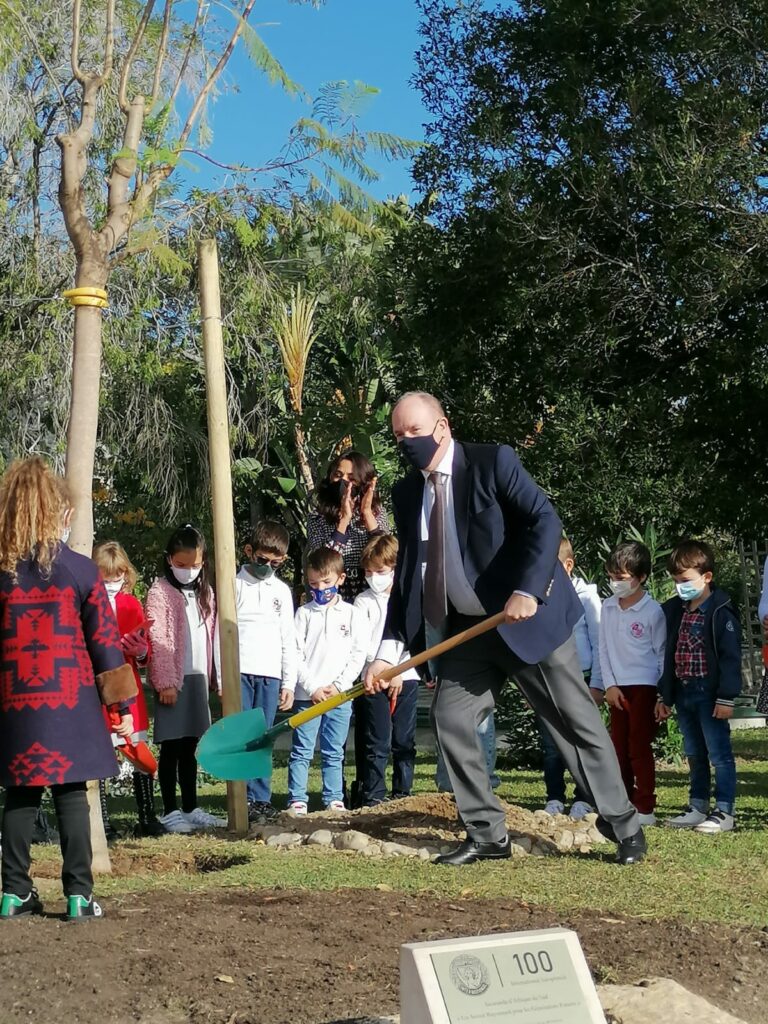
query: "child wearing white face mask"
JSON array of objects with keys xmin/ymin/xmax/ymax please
[
  {"xmin": 350, "ymin": 534, "xmax": 420, "ymax": 808},
  {"xmin": 145, "ymin": 525, "xmax": 225, "ymax": 834},
  {"xmin": 599, "ymin": 541, "xmax": 666, "ymax": 827},
  {"xmin": 93, "ymin": 540, "xmax": 159, "ymax": 838}
]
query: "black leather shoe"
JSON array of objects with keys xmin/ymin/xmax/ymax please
[
  {"xmin": 434, "ymin": 834, "xmax": 511, "ymax": 866},
  {"xmin": 596, "ymin": 818, "xmax": 647, "ymax": 864},
  {"xmin": 616, "ymin": 828, "xmax": 646, "ymax": 865}
]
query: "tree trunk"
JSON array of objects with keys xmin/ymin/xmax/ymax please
[
  {"xmin": 65, "ymin": 300, "xmax": 104, "ymax": 551},
  {"xmin": 293, "ymin": 421, "xmax": 315, "ymax": 496},
  {"xmin": 64, "ymin": 253, "xmax": 112, "ymax": 875}
]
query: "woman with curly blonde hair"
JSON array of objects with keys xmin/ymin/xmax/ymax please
[{"xmin": 0, "ymin": 458, "xmax": 134, "ymax": 921}]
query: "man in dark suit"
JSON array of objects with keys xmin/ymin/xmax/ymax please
[{"xmin": 364, "ymin": 392, "xmax": 645, "ymax": 865}]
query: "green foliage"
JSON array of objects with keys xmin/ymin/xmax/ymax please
[
  {"xmin": 394, "ymin": 0, "xmax": 768, "ymax": 553},
  {"xmin": 495, "ymin": 687, "xmax": 544, "ymax": 770},
  {"xmin": 654, "ymin": 715, "xmax": 685, "ymax": 767}
]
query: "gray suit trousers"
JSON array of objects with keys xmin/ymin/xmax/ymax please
[{"xmin": 431, "ymin": 616, "xmax": 640, "ymax": 844}]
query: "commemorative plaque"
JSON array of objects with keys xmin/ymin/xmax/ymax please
[{"xmin": 400, "ymin": 928, "xmax": 605, "ymax": 1024}]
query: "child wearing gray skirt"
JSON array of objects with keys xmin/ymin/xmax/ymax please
[{"xmin": 146, "ymin": 525, "xmax": 226, "ymax": 833}]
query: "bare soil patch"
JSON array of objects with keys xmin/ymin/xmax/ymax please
[{"xmin": 1, "ymin": 887, "xmax": 765, "ymax": 1024}]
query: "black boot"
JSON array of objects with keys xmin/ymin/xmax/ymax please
[
  {"xmin": 98, "ymin": 780, "xmax": 118, "ymax": 843},
  {"xmin": 133, "ymin": 772, "xmax": 165, "ymax": 837}
]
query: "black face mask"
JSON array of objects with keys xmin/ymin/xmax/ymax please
[
  {"xmin": 398, "ymin": 421, "xmax": 442, "ymax": 471},
  {"xmin": 318, "ymin": 478, "xmax": 360, "ymax": 508}
]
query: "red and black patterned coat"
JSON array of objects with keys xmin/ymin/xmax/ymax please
[{"xmin": 0, "ymin": 545, "xmax": 136, "ymax": 787}]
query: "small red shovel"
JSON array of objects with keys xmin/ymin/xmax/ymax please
[
  {"xmin": 108, "ymin": 708, "xmax": 157, "ymax": 776},
  {"xmin": 107, "ymin": 617, "xmax": 157, "ymax": 776}
]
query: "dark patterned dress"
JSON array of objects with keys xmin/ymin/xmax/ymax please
[
  {"xmin": 0, "ymin": 546, "xmax": 129, "ymax": 787},
  {"xmin": 306, "ymin": 507, "xmax": 390, "ymax": 602}
]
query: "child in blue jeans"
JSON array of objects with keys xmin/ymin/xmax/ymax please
[
  {"xmin": 283, "ymin": 548, "xmax": 368, "ymax": 814},
  {"xmin": 236, "ymin": 520, "xmax": 297, "ymax": 824},
  {"xmin": 657, "ymin": 540, "xmax": 741, "ymax": 834}
]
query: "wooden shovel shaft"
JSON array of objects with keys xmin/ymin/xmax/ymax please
[{"xmin": 274, "ymin": 610, "xmax": 508, "ymax": 742}]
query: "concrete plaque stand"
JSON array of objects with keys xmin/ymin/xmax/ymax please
[{"xmin": 400, "ymin": 928, "xmax": 605, "ymax": 1024}]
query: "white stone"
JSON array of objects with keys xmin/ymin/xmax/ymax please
[
  {"xmin": 510, "ymin": 834, "xmax": 532, "ymax": 853},
  {"xmin": 554, "ymin": 829, "xmax": 574, "ymax": 851},
  {"xmin": 382, "ymin": 841, "xmax": 418, "ymax": 858},
  {"xmin": 333, "ymin": 829, "xmax": 371, "ymax": 852},
  {"xmin": 265, "ymin": 832, "xmax": 303, "ymax": 848},
  {"xmin": 588, "ymin": 826, "xmax": 608, "ymax": 844},
  {"xmin": 306, "ymin": 829, "xmax": 334, "ymax": 846},
  {"xmin": 598, "ymin": 977, "xmax": 748, "ymax": 1023},
  {"xmin": 417, "ymin": 848, "xmax": 432, "ymax": 861}
]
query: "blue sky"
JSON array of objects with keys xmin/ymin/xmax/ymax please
[{"xmin": 184, "ymin": 0, "xmax": 429, "ymax": 200}]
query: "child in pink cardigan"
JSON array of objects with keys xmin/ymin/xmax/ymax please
[{"xmin": 146, "ymin": 525, "xmax": 225, "ymax": 834}]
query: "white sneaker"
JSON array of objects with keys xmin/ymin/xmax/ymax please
[
  {"xmin": 543, "ymin": 800, "xmax": 565, "ymax": 816},
  {"xmin": 665, "ymin": 806, "xmax": 708, "ymax": 829},
  {"xmin": 326, "ymin": 800, "xmax": 345, "ymax": 812},
  {"xmin": 182, "ymin": 808, "xmax": 227, "ymax": 829},
  {"xmin": 288, "ymin": 801, "xmax": 308, "ymax": 816},
  {"xmin": 637, "ymin": 812, "xmax": 657, "ymax": 827},
  {"xmin": 568, "ymin": 800, "xmax": 594, "ymax": 821},
  {"xmin": 158, "ymin": 811, "xmax": 193, "ymax": 834},
  {"xmin": 694, "ymin": 809, "xmax": 735, "ymax": 834}
]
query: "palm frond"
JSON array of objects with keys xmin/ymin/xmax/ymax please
[
  {"xmin": 221, "ymin": 6, "xmax": 310, "ymax": 100},
  {"xmin": 273, "ymin": 284, "xmax": 319, "ymax": 414}
]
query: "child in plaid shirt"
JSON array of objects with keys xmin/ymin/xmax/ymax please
[{"xmin": 657, "ymin": 540, "xmax": 741, "ymax": 834}]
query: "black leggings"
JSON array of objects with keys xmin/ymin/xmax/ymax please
[
  {"xmin": 158, "ymin": 737, "xmax": 198, "ymax": 815},
  {"xmin": 2, "ymin": 783, "xmax": 92, "ymax": 898}
]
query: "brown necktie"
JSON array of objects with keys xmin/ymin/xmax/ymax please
[{"xmin": 424, "ymin": 472, "xmax": 447, "ymax": 628}]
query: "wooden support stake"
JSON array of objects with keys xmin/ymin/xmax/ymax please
[{"xmin": 198, "ymin": 238, "xmax": 248, "ymax": 836}]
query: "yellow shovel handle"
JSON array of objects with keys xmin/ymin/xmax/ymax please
[{"xmin": 285, "ymin": 610, "xmax": 506, "ymax": 731}]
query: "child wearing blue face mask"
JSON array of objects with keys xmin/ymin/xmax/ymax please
[
  {"xmin": 283, "ymin": 547, "xmax": 368, "ymax": 814},
  {"xmin": 657, "ymin": 540, "xmax": 741, "ymax": 834}
]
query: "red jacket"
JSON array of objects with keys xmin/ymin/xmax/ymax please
[{"xmin": 104, "ymin": 592, "xmax": 150, "ymax": 734}]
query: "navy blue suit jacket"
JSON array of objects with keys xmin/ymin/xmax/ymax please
[{"xmin": 384, "ymin": 441, "xmax": 583, "ymax": 665}]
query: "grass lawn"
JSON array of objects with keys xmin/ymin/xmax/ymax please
[{"xmin": 30, "ymin": 728, "xmax": 768, "ymax": 927}]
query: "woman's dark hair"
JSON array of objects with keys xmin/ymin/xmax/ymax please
[
  {"xmin": 315, "ymin": 450, "xmax": 381, "ymax": 524},
  {"xmin": 163, "ymin": 524, "xmax": 213, "ymax": 620}
]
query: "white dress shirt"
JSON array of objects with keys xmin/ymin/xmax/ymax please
[
  {"xmin": 420, "ymin": 439, "xmax": 487, "ymax": 617},
  {"xmin": 377, "ymin": 439, "xmax": 488, "ymax": 665}
]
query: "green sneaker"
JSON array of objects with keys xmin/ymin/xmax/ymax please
[
  {"xmin": 1, "ymin": 890, "xmax": 43, "ymax": 919},
  {"xmin": 66, "ymin": 895, "xmax": 104, "ymax": 922}
]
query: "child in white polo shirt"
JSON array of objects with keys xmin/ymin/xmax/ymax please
[
  {"xmin": 236, "ymin": 520, "xmax": 297, "ymax": 824},
  {"xmin": 600, "ymin": 541, "xmax": 666, "ymax": 827},
  {"xmin": 283, "ymin": 547, "xmax": 368, "ymax": 814}
]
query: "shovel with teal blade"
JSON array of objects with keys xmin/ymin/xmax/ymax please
[{"xmin": 197, "ymin": 610, "xmax": 507, "ymax": 781}]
